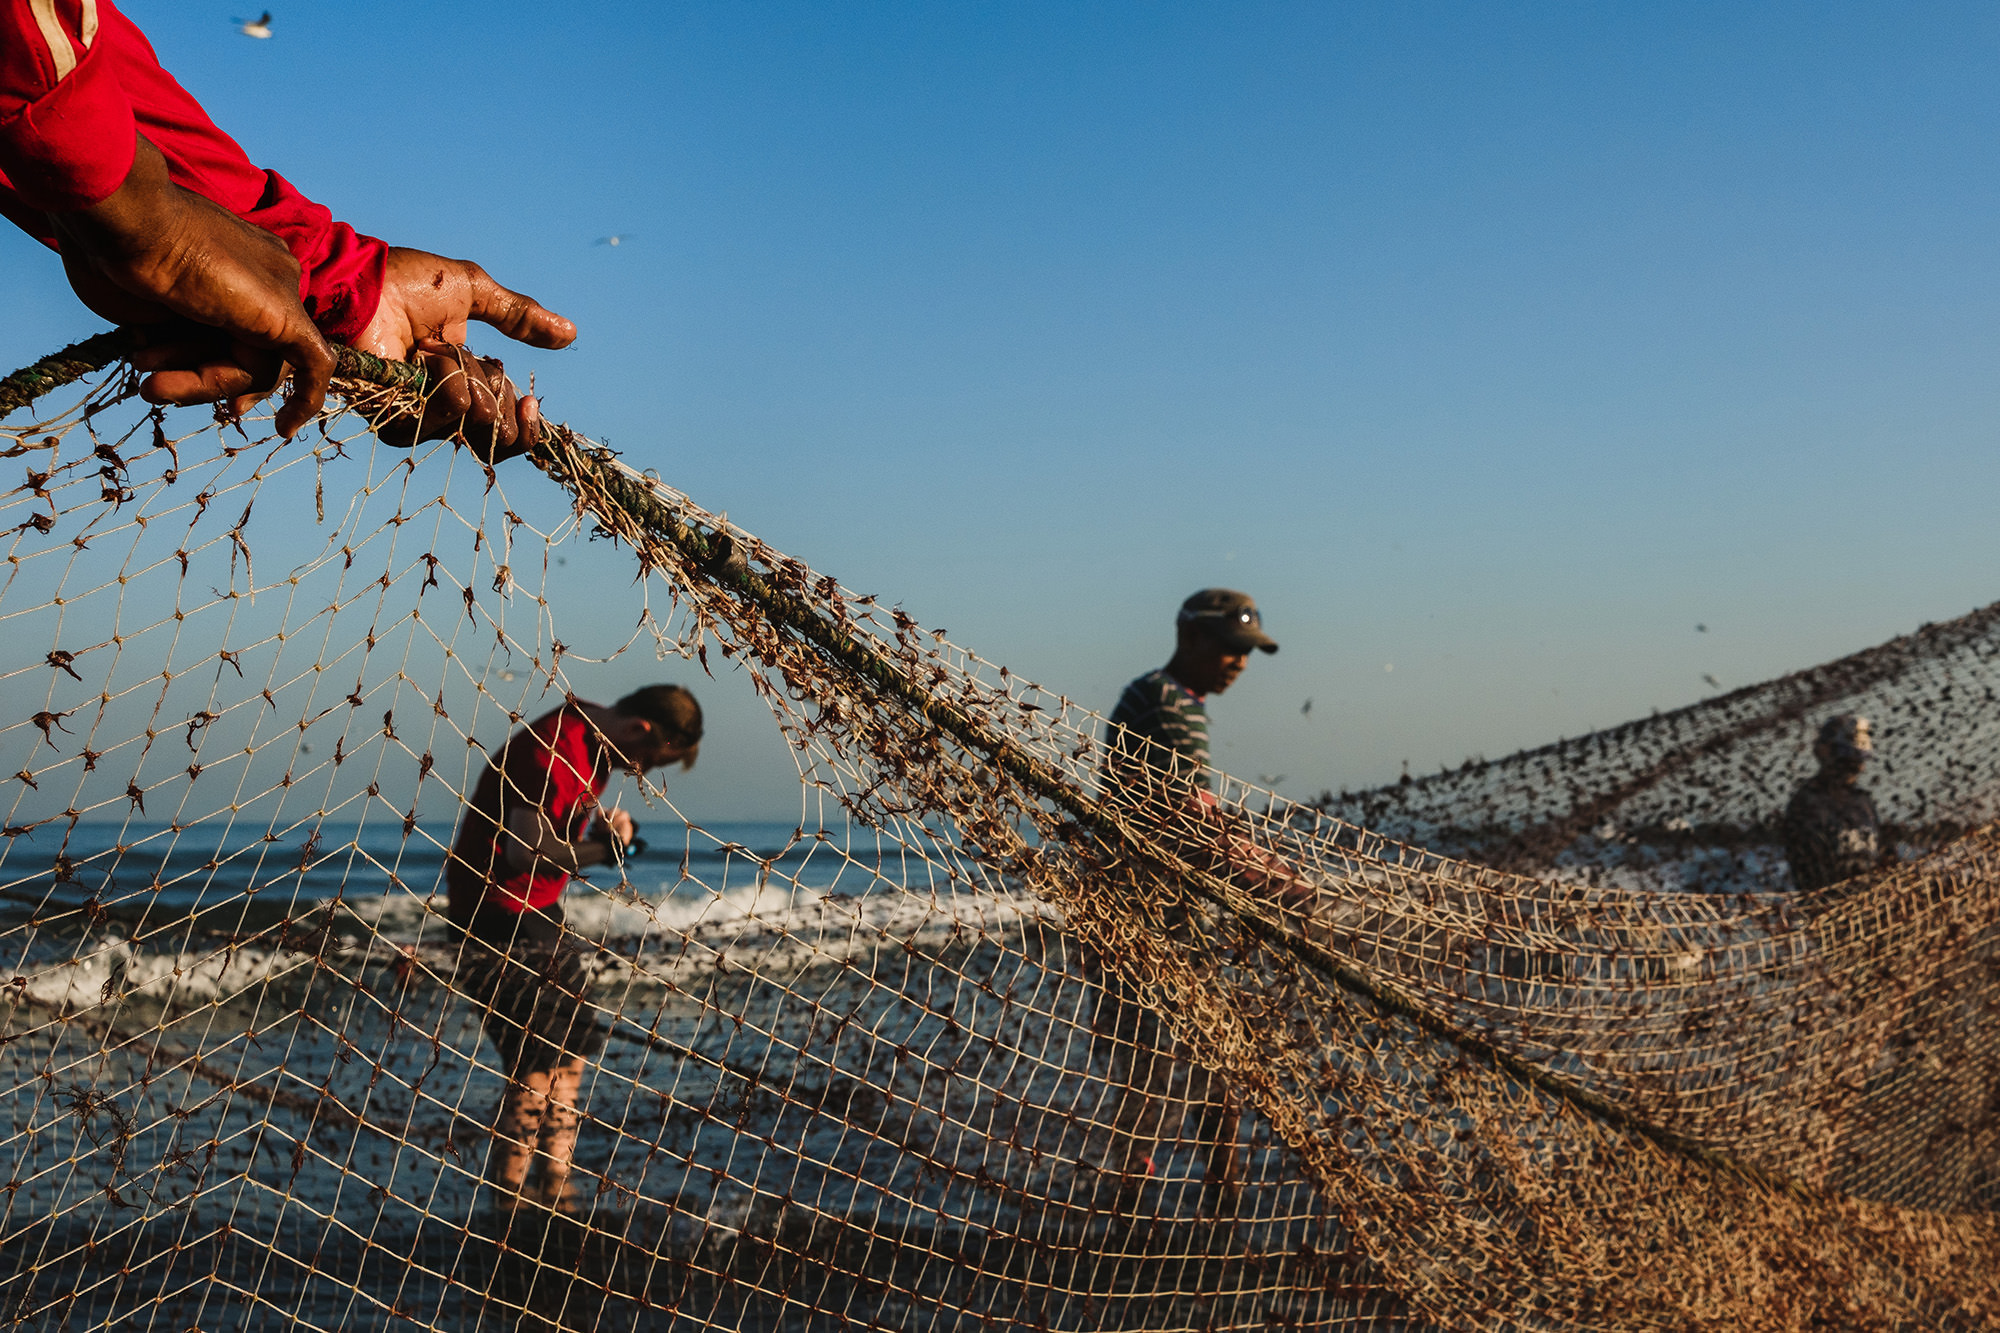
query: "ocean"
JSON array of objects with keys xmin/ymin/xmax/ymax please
[
  {"xmin": 3, "ymin": 818, "xmax": 855, "ymax": 919},
  {"xmin": 1, "ymin": 818, "xmax": 1355, "ymax": 1333}
]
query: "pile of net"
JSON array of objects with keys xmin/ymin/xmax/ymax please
[{"xmin": 2, "ymin": 349, "xmax": 1996, "ymax": 1333}]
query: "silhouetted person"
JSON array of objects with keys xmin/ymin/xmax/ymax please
[{"xmin": 1782, "ymin": 714, "xmax": 1890, "ymax": 893}]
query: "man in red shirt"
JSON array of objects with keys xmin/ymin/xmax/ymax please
[
  {"xmin": 447, "ymin": 686, "xmax": 703, "ymax": 1214},
  {"xmin": 1, "ymin": 0, "xmax": 573, "ymax": 455}
]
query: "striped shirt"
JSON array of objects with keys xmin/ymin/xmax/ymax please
[{"xmin": 1105, "ymin": 668, "xmax": 1211, "ymax": 806}]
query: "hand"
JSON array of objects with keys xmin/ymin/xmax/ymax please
[
  {"xmin": 1230, "ymin": 834, "xmax": 1310, "ymax": 905},
  {"xmin": 1195, "ymin": 792, "xmax": 1313, "ymax": 910},
  {"xmin": 52, "ymin": 134, "xmax": 336, "ymax": 438},
  {"xmin": 601, "ymin": 808, "xmax": 637, "ymax": 847},
  {"xmin": 581, "ymin": 807, "xmax": 643, "ymax": 868},
  {"xmin": 353, "ymin": 249, "xmax": 576, "ymax": 462}
]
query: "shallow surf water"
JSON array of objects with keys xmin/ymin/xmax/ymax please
[{"xmin": 2, "ymin": 820, "xmax": 1372, "ymax": 1332}]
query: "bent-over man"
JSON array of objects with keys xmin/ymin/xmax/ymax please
[
  {"xmin": 446, "ymin": 686, "xmax": 702, "ymax": 1213},
  {"xmin": 1782, "ymin": 714, "xmax": 1891, "ymax": 894}
]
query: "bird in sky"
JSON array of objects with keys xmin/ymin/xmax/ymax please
[
  {"xmin": 1696, "ymin": 623, "xmax": 1708, "ymax": 633},
  {"xmin": 1702, "ymin": 673, "xmax": 1721, "ymax": 690},
  {"xmin": 234, "ymin": 11, "xmax": 272, "ymax": 38},
  {"xmin": 1301, "ymin": 697, "xmax": 1312, "ymax": 717},
  {"xmin": 593, "ymin": 234, "xmax": 634, "ymax": 248}
]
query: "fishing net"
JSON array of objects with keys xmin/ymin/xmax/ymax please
[{"xmin": 1, "ymin": 341, "xmax": 1995, "ymax": 1333}]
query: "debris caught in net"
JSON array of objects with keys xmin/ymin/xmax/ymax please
[{"xmin": 1, "ymin": 354, "xmax": 1995, "ymax": 1332}]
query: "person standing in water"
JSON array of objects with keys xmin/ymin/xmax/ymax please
[
  {"xmin": 1093, "ymin": 589, "xmax": 1295, "ymax": 1202},
  {"xmin": 445, "ymin": 686, "xmax": 701, "ymax": 1213}
]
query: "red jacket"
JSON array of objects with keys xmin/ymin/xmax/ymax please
[
  {"xmin": 0, "ymin": 0, "xmax": 384, "ymax": 342},
  {"xmin": 447, "ymin": 705, "xmax": 611, "ymax": 920}
]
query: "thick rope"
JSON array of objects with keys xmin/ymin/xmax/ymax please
[{"xmin": 0, "ymin": 328, "xmax": 426, "ymax": 421}]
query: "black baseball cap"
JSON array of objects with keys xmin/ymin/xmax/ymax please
[{"xmin": 1178, "ymin": 588, "xmax": 1278, "ymax": 654}]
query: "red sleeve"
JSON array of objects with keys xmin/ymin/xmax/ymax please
[
  {"xmin": 488, "ymin": 708, "xmax": 601, "ymax": 913},
  {"xmin": 0, "ymin": 0, "xmax": 384, "ymax": 342},
  {"xmin": 0, "ymin": 0, "xmax": 135, "ymax": 211}
]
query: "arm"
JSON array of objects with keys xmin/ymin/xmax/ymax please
[
  {"xmin": 1104, "ymin": 727, "xmax": 1313, "ymax": 912},
  {"xmin": 1189, "ymin": 789, "xmax": 1317, "ymax": 910},
  {"xmin": 500, "ymin": 804, "xmax": 638, "ymax": 877},
  {"xmin": 501, "ymin": 806, "xmax": 612, "ymax": 878},
  {"xmin": 0, "ymin": 0, "xmax": 573, "ymax": 450},
  {"xmin": 49, "ymin": 132, "xmax": 337, "ymax": 436},
  {"xmin": 0, "ymin": 5, "xmax": 334, "ymax": 433}
]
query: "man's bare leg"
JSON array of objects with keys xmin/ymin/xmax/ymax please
[
  {"xmin": 532, "ymin": 1057, "xmax": 587, "ymax": 1212},
  {"xmin": 1192, "ymin": 1083, "xmax": 1243, "ymax": 1211},
  {"xmin": 489, "ymin": 1069, "xmax": 553, "ymax": 1206},
  {"xmin": 1093, "ymin": 982, "xmax": 1172, "ymax": 1211}
]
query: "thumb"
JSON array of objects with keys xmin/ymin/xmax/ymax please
[{"xmin": 464, "ymin": 263, "xmax": 577, "ymax": 350}]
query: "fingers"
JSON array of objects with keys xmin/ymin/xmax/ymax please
[
  {"xmin": 133, "ymin": 334, "xmax": 326, "ymax": 438},
  {"xmin": 138, "ymin": 364, "xmax": 262, "ymax": 407},
  {"xmin": 369, "ymin": 340, "xmax": 468, "ymax": 449},
  {"xmin": 368, "ymin": 340, "xmax": 538, "ymax": 461},
  {"xmin": 464, "ymin": 263, "xmax": 578, "ymax": 349},
  {"xmin": 273, "ymin": 324, "xmax": 337, "ymax": 439},
  {"xmin": 136, "ymin": 340, "xmax": 279, "ymax": 409},
  {"xmin": 137, "ymin": 363, "xmax": 285, "ymax": 432},
  {"xmin": 436, "ymin": 346, "xmax": 519, "ymax": 461},
  {"xmin": 516, "ymin": 394, "xmax": 545, "ymax": 455}
]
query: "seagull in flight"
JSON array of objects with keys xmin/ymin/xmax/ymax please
[
  {"xmin": 593, "ymin": 234, "xmax": 634, "ymax": 248},
  {"xmin": 235, "ymin": 11, "xmax": 273, "ymax": 38}
]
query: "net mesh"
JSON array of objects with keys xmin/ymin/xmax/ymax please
[{"xmin": 2, "ymin": 359, "xmax": 1996, "ymax": 1333}]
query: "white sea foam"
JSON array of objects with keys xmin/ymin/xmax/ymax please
[{"xmin": 10, "ymin": 876, "xmax": 1053, "ymax": 1018}]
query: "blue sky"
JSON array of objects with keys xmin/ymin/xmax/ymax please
[{"xmin": 6, "ymin": 2, "xmax": 2000, "ymax": 821}]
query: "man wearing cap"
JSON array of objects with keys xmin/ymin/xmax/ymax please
[
  {"xmin": 1781, "ymin": 715, "xmax": 1891, "ymax": 894},
  {"xmin": 1088, "ymin": 589, "xmax": 1293, "ymax": 1203},
  {"xmin": 1103, "ymin": 589, "xmax": 1277, "ymax": 819}
]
